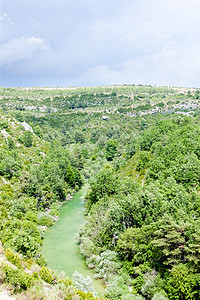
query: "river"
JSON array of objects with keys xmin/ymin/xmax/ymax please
[{"xmin": 42, "ymin": 186, "xmax": 105, "ymax": 297}]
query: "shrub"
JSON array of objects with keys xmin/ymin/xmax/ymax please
[
  {"xmin": 105, "ymin": 275, "xmax": 129, "ymax": 299},
  {"xmin": 5, "ymin": 248, "xmax": 22, "ymax": 269},
  {"xmin": 3, "ymin": 264, "xmax": 33, "ymax": 290},
  {"xmin": 106, "ymin": 139, "xmax": 118, "ymax": 161},
  {"xmin": 38, "ymin": 214, "xmax": 54, "ymax": 226},
  {"xmin": 77, "ymin": 290, "xmax": 98, "ymax": 300},
  {"xmin": 165, "ymin": 264, "xmax": 200, "ymax": 300},
  {"xmin": 7, "ymin": 137, "xmax": 15, "ymax": 149},
  {"xmin": 0, "ymin": 120, "xmax": 9, "ymax": 129},
  {"xmin": 35, "ymin": 254, "xmax": 47, "ymax": 266},
  {"xmin": 72, "ymin": 271, "xmax": 97, "ymax": 296},
  {"xmin": 95, "ymin": 250, "xmax": 121, "ymax": 282},
  {"xmin": 12, "ymin": 231, "xmax": 39, "ymax": 258},
  {"xmin": 23, "ymin": 131, "xmax": 33, "ymax": 147},
  {"xmin": 136, "ymin": 151, "xmax": 151, "ymax": 171},
  {"xmin": 58, "ymin": 276, "xmax": 73, "ymax": 288},
  {"xmin": 40, "ymin": 266, "xmax": 54, "ymax": 284},
  {"xmin": 24, "ymin": 211, "xmax": 38, "ymax": 223}
]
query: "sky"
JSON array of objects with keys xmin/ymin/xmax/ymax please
[{"xmin": 1, "ymin": 0, "xmax": 200, "ymax": 88}]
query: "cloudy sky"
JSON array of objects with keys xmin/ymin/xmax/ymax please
[{"xmin": 1, "ymin": 0, "xmax": 200, "ymax": 87}]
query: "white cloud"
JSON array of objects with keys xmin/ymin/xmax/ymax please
[
  {"xmin": 0, "ymin": 36, "xmax": 49, "ymax": 67},
  {"xmin": 1, "ymin": 0, "xmax": 200, "ymax": 87},
  {"xmin": 0, "ymin": 12, "xmax": 13, "ymax": 24}
]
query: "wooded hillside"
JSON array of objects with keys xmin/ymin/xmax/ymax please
[{"xmin": 1, "ymin": 85, "xmax": 200, "ymax": 299}]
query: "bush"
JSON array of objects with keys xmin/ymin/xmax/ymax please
[
  {"xmin": 7, "ymin": 137, "xmax": 15, "ymax": 149},
  {"xmin": 58, "ymin": 276, "xmax": 73, "ymax": 287},
  {"xmin": 95, "ymin": 250, "xmax": 121, "ymax": 282},
  {"xmin": 35, "ymin": 254, "xmax": 47, "ymax": 266},
  {"xmin": 141, "ymin": 271, "xmax": 165, "ymax": 299},
  {"xmin": 38, "ymin": 214, "xmax": 54, "ymax": 226},
  {"xmin": 23, "ymin": 131, "xmax": 33, "ymax": 147},
  {"xmin": 5, "ymin": 248, "xmax": 22, "ymax": 269},
  {"xmin": 13, "ymin": 231, "xmax": 40, "ymax": 258},
  {"xmin": 25, "ymin": 211, "xmax": 38, "ymax": 223},
  {"xmin": 77, "ymin": 290, "xmax": 98, "ymax": 300},
  {"xmin": 106, "ymin": 139, "xmax": 118, "ymax": 161},
  {"xmin": 3, "ymin": 264, "xmax": 33, "ymax": 290},
  {"xmin": 136, "ymin": 151, "xmax": 151, "ymax": 171},
  {"xmin": 72, "ymin": 271, "xmax": 97, "ymax": 296},
  {"xmin": 0, "ymin": 149, "xmax": 21, "ymax": 178},
  {"xmin": 165, "ymin": 264, "xmax": 200, "ymax": 300},
  {"xmin": 0, "ymin": 120, "xmax": 9, "ymax": 129},
  {"xmin": 40, "ymin": 266, "xmax": 54, "ymax": 284},
  {"xmin": 105, "ymin": 275, "xmax": 129, "ymax": 299}
]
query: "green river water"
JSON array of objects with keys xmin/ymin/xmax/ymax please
[{"xmin": 42, "ymin": 187, "xmax": 105, "ymax": 297}]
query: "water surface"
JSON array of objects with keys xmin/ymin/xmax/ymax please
[{"xmin": 42, "ymin": 187, "xmax": 104, "ymax": 296}]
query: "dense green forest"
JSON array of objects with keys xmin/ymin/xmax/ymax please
[{"xmin": 1, "ymin": 85, "xmax": 200, "ymax": 299}]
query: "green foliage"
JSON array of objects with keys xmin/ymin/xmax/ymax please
[
  {"xmin": 2, "ymin": 86, "xmax": 200, "ymax": 299},
  {"xmin": 152, "ymin": 291, "xmax": 169, "ymax": 300},
  {"xmin": 38, "ymin": 214, "xmax": 54, "ymax": 226},
  {"xmin": 65, "ymin": 165, "xmax": 75, "ymax": 186},
  {"xmin": 121, "ymin": 295, "xmax": 145, "ymax": 300},
  {"xmin": 22, "ymin": 131, "xmax": 33, "ymax": 147},
  {"xmin": 95, "ymin": 251, "xmax": 121, "ymax": 281},
  {"xmin": 3, "ymin": 264, "xmax": 34, "ymax": 290},
  {"xmin": 105, "ymin": 275, "xmax": 129, "ymax": 299},
  {"xmin": 106, "ymin": 139, "xmax": 118, "ymax": 161},
  {"xmin": 34, "ymin": 125, "xmax": 43, "ymax": 138},
  {"xmin": 5, "ymin": 248, "xmax": 22, "ymax": 268},
  {"xmin": 35, "ymin": 254, "xmax": 47, "ymax": 266},
  {"xmin": 116, "ymin": 226, "xmax": 155, "ymax": 267},
  {"xmin": 40, "ymin": 266, "xmax": 54, "ymax": 284},
  {"xmin": 76, "ymin": 290, "xmax": 98, "ymax": 300},
  {"xmin": 140, "ymin": 272, "xmax": 165, "ymax": 298},
  {"xmin": 24, "ymin": 210, "xmax": 38, "ymax": 223},
  {"xmin": 12, "ymin": 231, "xmax": 40, "ymax": 258},
  {"xmin": 10, "ymin": 196, "xmax": 37, "ymax": 218},
  {"xmin": 2, "ymin": 219, "xmax": 41, "ymax": 258},
  {"xmin": 26, "ymin": 142, "xmax": 82, "ymax": 207},
  {"xmin": 0, "ymin": 149, "xmax": 21, "ymax": 178},
  {"xmin": 165, "ymin": 264, "xmax": 200, "ymax": 299},
  {"xmin": 136, "ymin": 151, "xmax": 151, "ymax": 171},
  {"xmin": 7, "ymin": 137, "xmax": 15, "ymax": 149},
  {"xmin": 85, "ymin": 169, "xmax": 119, "ymax": 210},
  {"xmin": 72, "ymin": 166, "xmax": 82, "ymax": 187},
  {"xmin": 74, "ymin": 129, "xmax": 86, "ymax": 144},
  {"xmin": 116, "ymin": 215, "xmax": 200, "ymax": 274},
  {"xmin": 0, "ymin": 120, "xmax": 9, "ymax": 129}
]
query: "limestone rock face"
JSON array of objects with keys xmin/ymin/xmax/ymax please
[{"xmin": 21, "ymin": 121, "xmax": 34, "ymax": 133}]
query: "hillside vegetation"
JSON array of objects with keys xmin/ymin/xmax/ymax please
[
  {"xmin": 0, "ymin": 111, "xmax": 97, "ymax": 299},
  {"xmin": 1, "ymin": 85, "xmax": 200, "ymax": 299}
]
